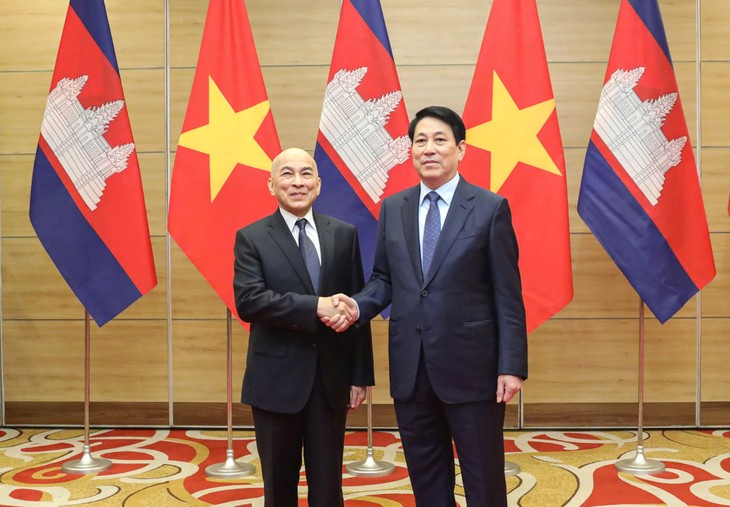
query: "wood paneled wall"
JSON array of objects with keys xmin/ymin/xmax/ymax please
[{"xmin": 0, "ymin": 0, "xmax": 727, "ymax": 428}]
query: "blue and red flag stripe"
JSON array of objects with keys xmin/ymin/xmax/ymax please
[
  {"xmin": 30, "ymin": 0, "xmax": 156, "ymax": 326},
  {"xmin": 578, "ymin": 0, "xmax": 714, "ymax": 323},
  {"xmin": 313, "ymin": 0, "xmax": 416, "ymax": 279}
]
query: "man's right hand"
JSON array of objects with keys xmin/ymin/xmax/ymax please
[{"xmin": 320, "ymin": 293, "xmax": 358, "ymax": 332}]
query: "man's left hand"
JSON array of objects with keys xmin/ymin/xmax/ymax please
[
  {"xmin": 496, "ymin": 374, "xmax": 523, "ymax": 404},
  {"xmin": 349, "ymin": 386, "xmax": 367, "ymax": 410}
]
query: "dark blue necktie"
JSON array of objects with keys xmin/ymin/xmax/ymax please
[
  {"xmin": 422, "ymin": 191, "xmax": 441, "ymax": 278},
  {"xmin": 296, "ymin": 218, "xmax": 320, "ymax": 293}
]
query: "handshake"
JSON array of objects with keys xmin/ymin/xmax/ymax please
[{"xmin": 316, "ymin": 294, "xmax": 358, "ymax": 332}]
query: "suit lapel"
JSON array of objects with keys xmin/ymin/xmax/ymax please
[
  {"xmin": 313, "ymin": 212, "xmax": 332, "ymax": 295},
  {"xmin": 267, "ymin": 211, "xmax": 316, "ymax": 294},
  {"xmin": 423, "ymin": 178, "xmax": 475, "ymax": 287},
  {"xmin": 401, "ymin": 186, "xmax": 423, "ymax": 284}
]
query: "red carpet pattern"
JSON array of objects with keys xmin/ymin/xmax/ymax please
[{"xmin": 0, "ymin": 427, "xmax": 729, "ymax": 506}]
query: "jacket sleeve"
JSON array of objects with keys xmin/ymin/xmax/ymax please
[
  {"xmin": 489, "ymin": 199, "xmax": 528, "ymax": 380},
  {"xmin": 233, "ymin": 228, "xmax": 319, "ymax": 332},
  {"xmin": 354, "ymin": 201, "xmax": 393, "ymax": 321},
  {"xmin": 347, "ymin": 229, "xmax": 375, "ymax": 386}
]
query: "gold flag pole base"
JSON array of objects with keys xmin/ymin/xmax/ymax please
[
  {"xmin": 504, "ymin": 460, "xmax": 521, "ymax": 476},
  {"xmin": 205, "ymin": 309, "xmax": 256, "ymax": 479}
]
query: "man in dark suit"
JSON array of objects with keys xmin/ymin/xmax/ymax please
[
  {"xmin": 327, "ymin": 106, "xmax": 528, "ymax": 506},
  {"xmin": 233, "ymin": 147, "xmax": 374, "ymax": 507}
]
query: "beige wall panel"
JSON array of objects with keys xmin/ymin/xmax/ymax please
[
  {"xmin": 138, "ymin": 152, "xmax": 167, "ymax": 237},
  {"xmin": 169, "ymin": 68, "xmax": 194, "ymax": 151},
  {"xmin": 525, "ymin": 318, "xmax": 638, "ymax": 403},
  {"xmin": 170, "ymin": 241, "xmax": 237, "ymax": 319},
  {"xmin": 170, "ymin": 317, "xmax": 391, "ymax": 405},
  {"xmin": 701, "ymin": 62, "xmax": 730, "ymax": 147},
  {"xmin": 3, "ymin": 319, "xmax": 168, "ymax": 401},
  {"xmin": 551, "ymin": 63, "xmax": 605, "ymax": 148},
  {"xmin": 642, "ymin": 317, "xmax": 697, "ymax": 402},
  {"xmin": 700, "ymin": 317, "xmax": 730, "ymax": 401},
  {"xmin": 384, "ymin": 0, "xmax": 486, "ymax": 66},
  {"xmin": 2, "ymin": 237, "xmax": 168, "ymax": 321},
  {"xmin": 168, "ymin": 0, "xmax": 205, "ymax": 68},
  {"xmin": 701, "ymin": 233, "xmax": 729, "ymax": 318},
  {"xmin": 3, "ymin": 237, "xmax": 85, "ymax": 320},
  {"xmin": 88, "ymin": 319, "xmax": 168, "ymax": 401},
  {"xmin": 565, "ymin": 147, "xmax": 589, "ymax": 234},
  {"xmin": 398, "ymin": 65, "xmax": 474, "ymax": 122},
  {"xmin": 0, "ymin": 1, "xmax": 67, "ymax": 71},
  {"xmin": 659, "ymin": 0, "xmax": 698, "ymax": 63},
  {"xmin": 0, "ymin": 0, "xmax": 164, "ymax": 71},
  {"xmin": 543, "ymin": 0, "xmax": 695, "ymax": 64},
  {"xmin": 105, "ymin": 0, "xmax": 164, "ymax": 69},
  {"xmin": 172, "ymin": 319, "xmax": 248, "ymax": 402},
  {"xmin": 3, "ymin": 320, "xmax": 84, "ymax": 401},
  {"xmin": 539, "ymin": 0, "xmax": 617, "ymax": 63},
  {"xmin": 119, "ymin": 69, "xmax": 166, "ymax": 153},
  {"xmin": 526, "ymin": 317, "xmax": 697, "ymax": 404},
  {"xmin": 0, "ymin": 71, "xmax": 51, "ymax": 154},
  {"xmin": 264, "ymin": 66, "xmax": 330, "ymax": 150},
  {"xmin": 674, "ymin": 62, "xmax": 697, "ymax": 137},
  {"xmin": 369, "ymin": 318, "xmax": 391, "ymax": 404},
  {"xmin": 169, "ymin": 0, "xmax": 339, "ymax": 68},
  {"xmin": 249, "ymin": 0, "xmax": 339, "ymax": 67},
  {"xmin": 701, "ymin": 0, "xmax": 730, "ymax": 61},
  {"xmin": 1, "ymin": 155, "xmax": 35, "ymax": 238},
  {"xmin": 702, "ymin": 149, "xmax": 730, "ymax": 233}
]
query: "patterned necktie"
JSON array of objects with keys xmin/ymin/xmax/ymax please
[
  {"xmin": 296, "ymin": 218, "xmax": 320, "ymax": 293},
  {"xmin": 422, "ymin": 191, "xmax": 441, "ymax": 278}
]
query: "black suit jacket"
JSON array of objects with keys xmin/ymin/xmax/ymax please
[
  {"xmin": 234, "ymin": 209, "xmax": 374, "ymax": 414},
  {"xmin": 355, "ymin": 176, "xmax": 527, "ymax": 403}
]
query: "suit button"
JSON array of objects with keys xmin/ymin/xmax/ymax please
[
  {"xmin": 421, "ymin": 290, "xmax": 428, "ymax": 297},
  {"xmin": 416, "ymin": 326, "xmax": 421, "ymax": 332}
]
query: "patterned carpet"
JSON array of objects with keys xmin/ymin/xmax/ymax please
[{"xmin": 0, "ymin": 427, "xmax": 729, "ymax": 506}]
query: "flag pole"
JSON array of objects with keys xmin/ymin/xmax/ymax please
[
  {"xmin": 62, "ymin": 310, "xmax": 112, "ymax": 474},
  {"xmin": 504, "ymin": 393, "xmax": 521, "ymax": 476},
  {"xmin": 206, "ymin": 309, "xmax": 255, "ymax": 478},
  {"xmin": 345, "ymin": 387, "xmax": 394, "ymax": 477},
  {"xmin": 615, "ymin": 299, "xmax": 664, "ymax": 475}
]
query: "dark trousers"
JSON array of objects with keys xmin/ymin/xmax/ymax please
[
  {"xmin": 394, "ymin": 353, "xmax": 507, "ymax": 507},
  {"xmin": 252, "ymin": 370, "xmax": 347, "ymax": 507}
]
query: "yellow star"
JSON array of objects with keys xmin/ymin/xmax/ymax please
[
  {"xmin": 179, "ymin": 76, "xmax": 272, "ymax": 201},
  {"xmin": 466, "ymin": 71, "xmax": 561, "ymax": 192}
]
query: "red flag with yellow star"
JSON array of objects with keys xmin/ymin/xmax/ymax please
[
  {"xmin": 168, "ymin": 0, "xmax": 281, "ymax": 317},
  {"xmin": 462, "ymin": 0, "xmax": 572, "ymax": 332}
]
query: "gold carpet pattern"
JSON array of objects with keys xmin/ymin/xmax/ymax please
[{"xmin": 0, "ymin": 427, "xmax": 729, "ymax": 506}]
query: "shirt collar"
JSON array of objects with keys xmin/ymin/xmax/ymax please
[
  {"xmin": 419, "ymin": 173, "xmax": 460, "ymax": 206},
  {"xmin": 279, "ymin": 207, "xmax": 317, "ymax": 234}
]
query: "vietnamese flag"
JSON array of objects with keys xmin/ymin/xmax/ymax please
[
  {"xmin": 168, "ymin": 0, "xmax": 281, "ymax": 318},
  {"xmin": 461, "ymin": 0, "xmax": 573, "ymax": 332}
]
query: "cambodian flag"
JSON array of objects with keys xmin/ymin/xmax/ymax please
[
  {"xmin": 578, "ymin": 0, "xmax": 715, "ymax": 323},
  {"xmin": 30, "ymin": 0, "xmax": 156, "ymax": 326},
  {"xmin": 313, "ymin": 0, "xmax": 417, "ymax": 279}
]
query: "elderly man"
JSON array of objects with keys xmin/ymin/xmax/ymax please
[{"xmin": 234, "ymin": 148, "xmax": 374, "ymax": 507}]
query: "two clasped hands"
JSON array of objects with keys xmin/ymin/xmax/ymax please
[{"xmin": 316, "ymin": 294, "xmax": 357, "ymax": 332}]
